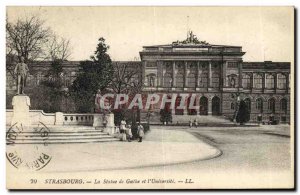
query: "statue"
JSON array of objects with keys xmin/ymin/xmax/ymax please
[{"xmin": 14, "ymin": 56, "xmax": 29, "ymax": 95}]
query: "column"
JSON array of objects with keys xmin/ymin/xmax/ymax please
[
  {"xmin": 222, "ymin": 61, "xmax": 227, "ymax": 87},
  {"xmin": 208, "ymin": 61, "xmax": 212, "ymax": 88},
  {"xmin": 238, "ymin": 61, "xmax": 242, "ymax": 88},
  {"xmin": 157, "ymin": 61, "xmax": 163, "ymax": 87},
  {"xmin": 251, "ymin": 73, "xmax": 254, "ymax": 89},
  {"xmin": 208, "ymin": 99, "xmax": 212, "ymax": 115},
  {"xmin": 172, "ymin": 61, "xmax": 176, "ymax": 87},
  {"xmin": 184, "ymin": 61, "xmax": 188, "ymax": 87},
  {"xmin": 262, "ymin": 73, "xmax": 266, "ymax": 90},
  {"xmin": 274, "ymin": 73, "xmax": 278, "ymax": 89},
  {"xmin": 142, "ymin": 61, "xmax": 146, "ymax": 85},
  {"xmin": 196, "ymin": 62, "xmax": 200, "ymax": 87},
  {"xmin": 286, "ymin": 73, "xmax": 289, "ymax": 92}
]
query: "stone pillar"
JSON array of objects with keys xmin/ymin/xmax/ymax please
[
  {"xmin": 222, "ymin": 61, "xmax": 227, "ymax": 87},
  {"xmin": 93, "ymin": 114, "xmax": 103, "ymax": 127},
  {"xmin": 208, "ymin": 61, "xmax": 212, "ymax": 88},
  {"xmin": 184, "ymin": 61, "xmax": 188, "ymax": 87},
  {"xmin": 142, "ymin": 61, "xmax": 146, "ymax": 85},
  {"xmin": 55, "ymin": 112, "xmax": 64, "ymax": 125},
  {"xmin": 262, "ymin": 73, "xmax": 266, "ymax": 90},
  {"xmin": 237, "ymin": 61, "xmax": 242, "ymax": 88},
  {"xmin": 286, "ymin": 73, "xmax": 289, "ymax": 92},
  {"xmin": 208, "ymin": 99, "xmax": 212, "ymax": 115},
  {"xmin": 274, "ymin": 73, "xmax": 278, "ymax": 89},
  {"xmin": 157, "ymin": 61, "xmax": 163, "ymax": 87},
  {"xmin": 251, "ymin": 73, "xmax": 254, "ymax": 89},
  {"xmin": 196, "ymin": 62, "xmax": 200, "ymax": 87},
  {"xmin": 104, "ymin": 113, "xmax": 115, "ymax": 135},
  {"xmin": 11, "ymin": 95, "xmax": 31, "ymax": 127},
  {"xmin": 172, "ymin": 61, "xmax": 176, "ymax": 87}
]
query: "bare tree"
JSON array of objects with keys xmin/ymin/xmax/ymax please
[
  {"xmin": 108, "ymin": 62, "xmax": 143, "ymax": 95},
  {"xmin": 6, "ymin": 15, "xmax": 51, "ymax": 62},
  {"xmin": 46, "ymin": 34, "xmax": 72, "ymax": 61}
]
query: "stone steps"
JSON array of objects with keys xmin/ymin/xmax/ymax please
[{"xmin": 6, "ymin": 126, "xmax": 119, "ymax": 144}]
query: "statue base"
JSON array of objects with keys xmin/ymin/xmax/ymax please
[
  {"xmin": 93, "ymin": 113, "xmax": 115, "ymax": 135},
  {"xmin": 11, "ymin": 95, "xmax": 31, "ymax": 127}
]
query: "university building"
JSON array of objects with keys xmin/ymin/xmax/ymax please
[
  {"xmin": 140, "ymin": 33, "xmax": 290, "ymax": 124},
  {"xmin": 6, "ymin": 33, "xmax": 291, "ymax": 123}
]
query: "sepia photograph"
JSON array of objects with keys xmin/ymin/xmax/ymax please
[{"xmin": 5, "ymin": 6, "xmax": 294, "ymax": 189}]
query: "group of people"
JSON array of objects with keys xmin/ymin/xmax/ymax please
[
  {"xmin": 118, "ymin": 120, "xmax": 145, "ymax": 142},
  {"xmin": 189, "ymin": 118, "xmax": 198, "ymax": 128}
]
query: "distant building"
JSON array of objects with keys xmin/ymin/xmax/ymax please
[{"xmin": 6, "ymin": 33, "xmax": 291, "ymax": 123}]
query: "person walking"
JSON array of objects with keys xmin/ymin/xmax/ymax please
[
  {"xmin": 120, "ymin": 119, "xmax": 127, "ymax": 141},
  {"xmin": 189, "ymin": 119, "xmax": 193, "ymax": 128},
  {"xmin": 137, "ymin": 123, "xmax": 145, "ymax": 142},
  {"xmin": 194, "ymin": 118, "xmax": 198, "ymax": 128},
  {"xmin": 126, "ymin": 125, "xmax": 132, "ymax": 142}
]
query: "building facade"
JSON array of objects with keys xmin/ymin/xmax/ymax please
[
  {"xmin": 139, "ymin": 35, "xmax": 290, "ymax": 124},
  {"xmin": 6, "ymin": 35, "xmax": 291, "ymax": 123}
]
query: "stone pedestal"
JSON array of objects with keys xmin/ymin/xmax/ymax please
[
  {"xmin": 93, "ymin": 113, "xmax": 115, "ymax": 135},
  {"xmin": 93, "ymin": 114, "xmax": 103, "ymax": 127},
  {"xmin": 11, "ymin": 95, "xmax": 31, "ymax": 127},
  {"xmin": 104, "ymin": 113, "xmax": 115, "ymax": 135},
  {"xmin": 55, "ymin": 112, "xmax": 64, "ymax": 125}
]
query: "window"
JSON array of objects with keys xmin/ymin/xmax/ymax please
[
  {"xmin": 175, "ymin": 61, "xmax": 184, "ymax": 69},
  {"xmin": 242, "ymin": 74, "xmax": 251, "ymax": 88},
  {"xmin": 266, "ymin": 74, "xmax": 275, "ymax": 89},
  {"xmin": 188, "ymin": 73, "xmax": 196, "ymax": 88},
  {"xmin": 227, "ymin": 62, "xmax": 238, "ymax": 68},
  {"xmin": 268, "ymin": 98, "xmax": 276, "ymax": 113},
  {"xmin": 211, "ymin": 73, "xmax": 220, "ymax": 88},
  {"xmin": 200, "ymin": 61, "xmax": 208, "ymax": 69},
  {"xmin": 146, "ymin": 61, "xmax": 157, "ymax": 67},
  {"xmin": 253, "ymin": 74, "xmax": 263, "ymax": 89},
  {"xmin": 277, "ymin": 73, "xmax": 287, "ymax": 89},
  {"xmin": 244, "ymin": 98, "xmax": 251, "ymax": 112},
  {"xmin": 147, "ymin": 74, "xmax": 156, "ymax": 87},
  {"xmin": 176, "ymin": 73, "xmax": 184, "ymax": 88},
  {"xmin": 199, "ymin": 73, "xmax": 208, "ymax": 87},
  {"xmin": 212, "ymin": 62, "xmax": 220, "ymax": 68},
  {"xmin": 256, "ymin": 98, "xmax": 263, "ymax": 113},
  {"xmin": 280, "ymin": 98, "xmax": 288, "ymax": 113},
  {"xmin": 163, "ymin": 73, "xmax": 172, "ymax": 87},
  {"xmin": 228, "ymin": 75, "xmax": 237, "ymax": 87}
]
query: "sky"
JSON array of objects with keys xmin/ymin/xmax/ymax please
[{"xmin": 6, "ymin": 6, "xmax": 294, "ymax": 62}]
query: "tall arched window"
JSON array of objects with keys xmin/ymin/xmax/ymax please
[
  {"xmin": 199, "ymin": 73, "xmax": 208, "ymax": 87},
  {"xmin": 244, "ymin": 98, "xmax": 251, "ymax": 112},
  {"xmin": 242, "ymin": 74, "xmax": 251, "ymax": 88},
  {"xmin": 256, "ymin": 98, "xmax": 263, "ymax": 113},
  {"xmin": 280, "ymin": 98, "xmax": 288, "ymax": 113},
  {"xmin": 277, "ymin": 73, "xmax": 287, "ymax": 89},
  {"xmin": 268, "ymin": 98, "xmax": 276, "ymax": 113},
  {"xmin": 211, "ymin": 73, "xmax": 220, "ymax": 88},
  {"xmin": 163, "ymin": 73, "xmax": 172, "ymax": 87},
  {"xmin": 188, "ymin": 73, "xmax": 196, "ymax": 88},
  {"xmin": 176, "ymin": 73, "xmax": 184, "ymax": 88},
  {"xmin": 253, "ymin": 74, "xmax": 262, "ymax": 89},
  {"xmin": 266, "ymin": 74, "xmax": 275, "ymax": 89}
]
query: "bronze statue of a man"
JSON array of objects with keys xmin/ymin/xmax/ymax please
[{"xmin": 14, "ymin": 56, "xmax": 29, "ymax": 94}]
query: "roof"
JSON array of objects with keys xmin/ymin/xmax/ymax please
[{"xmin": 242, "ymin": 61, "xmax": 291, "ymax": 70}]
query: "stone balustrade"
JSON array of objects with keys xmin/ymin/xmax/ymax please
[
  {"xmin": 6, "ymin": 110, "xmax": 106, "ymax": 127},
  {"xmin": 62, "ymin": 113, "xmax": 94, "ymax": 125}
]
